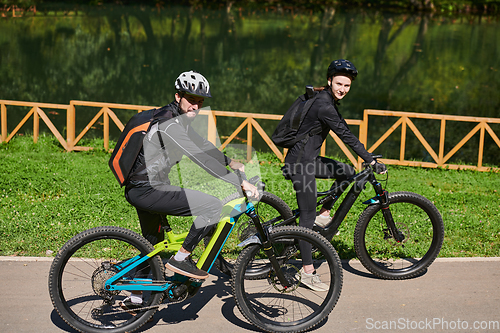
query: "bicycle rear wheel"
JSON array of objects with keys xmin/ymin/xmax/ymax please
[
  {"xmin": 48, "ymin": 226, "xmax": 164, "ymax": 333},
  {"xmin": 232, "ymin": 226, "xmax": 342, "ymax": 333},
  {"xmin": 354, "ymin": 191, "xmax": 444, "ymax": 279}
]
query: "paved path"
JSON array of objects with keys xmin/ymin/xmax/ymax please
[{"xmin": 0, "ymin": 256, "xmax": 499, "ymax": 333}]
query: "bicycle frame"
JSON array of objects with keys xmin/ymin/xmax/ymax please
[
  {"xmin": 104, "ymin": 196, "xmax": 251, "ymax": 293},
  {"xmin": 104, "ymin": 194, "xmax": 291, "ymax": 294},
  {"xmin": 280, "ymin": 165, "xmax": 403, "ymax": 244}
]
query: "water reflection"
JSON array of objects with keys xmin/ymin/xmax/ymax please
[{"xmin": 1, "ymin": 4, "xmax": 499, "ymax": 164}]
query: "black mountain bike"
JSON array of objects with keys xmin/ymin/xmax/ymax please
[
  {"xmin": 48, "ymin": 188, "xmax": 342, "ymax": 333},
  {"xmin": 214, "ymin": 156, "xmax": 445, "ymax": 280}
]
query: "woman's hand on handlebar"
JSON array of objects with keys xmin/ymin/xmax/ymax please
[
  {"xmin": 241, "ymin": 180, "xmax": 259, "ymax": 199},
  {"xmin": 370, "ymin": 160, "xmax": 387, "ymax": 174}
]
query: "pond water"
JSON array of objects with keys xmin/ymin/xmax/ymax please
[{"xmin": 1, "ymin": 4, "xmax": 499, "ymax": 163}]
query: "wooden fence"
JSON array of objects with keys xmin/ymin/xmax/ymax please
[{"xmin": 1, "ymin": 99, "xmax": 499, "ymax": 172}]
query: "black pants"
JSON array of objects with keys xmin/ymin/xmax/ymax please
[
  {"xmin": 287, "ymin": 156, "xmax": 355, "ymax": 266},
  {"xmin": 125, "ymin": 184, "xmax": 222, "ymax": 252}
]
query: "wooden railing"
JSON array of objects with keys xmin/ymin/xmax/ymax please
[
  {"xmin": 363, "ymin": 110, "xmax": 500, "ymax": 172},
  {"xmin": 67, "ymin": 100, "xmax": 156, "ymax": 151},
  {"xmin": 1, "ymin": 99, "xmax": 499, "ymax": 172},
  {"xmin": 0, "ymin": 100, "xmax": 70, "ymax": 150}
]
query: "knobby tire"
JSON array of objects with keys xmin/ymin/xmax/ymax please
[
  {"xmin": 48, "ymin": 226, "xmax": 164, "ymax": 333},
  {"xmin": 232, "ymin": 226, "xmax": 343, "ymax": 333},
  {"xmin": 354, "ymin": 191, "xmax": 444, "ymax": 279}
]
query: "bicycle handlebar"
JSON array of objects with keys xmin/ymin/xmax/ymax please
[
  {"xmin": 234, "ymin": 170, "xmax": 265, "ymax": 200},
  {"xmin": 362, "ymin": 154, "xmax": 383, "ymax": 169}
]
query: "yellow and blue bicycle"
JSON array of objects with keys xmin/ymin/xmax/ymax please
[{"xmin": 48, "ymin": 189, "xmax": 343, "ymax": 333}]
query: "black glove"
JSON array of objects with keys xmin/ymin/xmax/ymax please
[{"xmin": 372, "ymin": 161, "xmax": 387, "ymax": 174}]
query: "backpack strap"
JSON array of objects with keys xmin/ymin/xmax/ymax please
[{"xmin": 127, "ymin": 119, "xmax": 168, "ymax": 184}]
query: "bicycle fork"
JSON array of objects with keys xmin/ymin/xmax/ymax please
[
  {"xmin": 370, "ymin": 181, "xmax": 405, "ymax": 243},
  {"xmin": 246, "ymin": 208, "xmax": 292, "ymax": 289}
]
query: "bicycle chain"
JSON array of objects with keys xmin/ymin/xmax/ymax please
[{"xmin": 92, "ymin": 280, "xmax": 190, "ymax": 317}]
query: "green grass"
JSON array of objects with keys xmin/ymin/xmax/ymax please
[{"xmin": 1, "ymin": 134, "xmax": 499, "ymax": 259}]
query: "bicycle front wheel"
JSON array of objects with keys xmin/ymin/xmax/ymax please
[
  {"xmin": 48, "ymin": 226, "xmax": 164, "ymax": 333},
  {"xmin": 232, "ymin": 226, "xmax": 342, "ymax": 333},
  {"xmin": 354, "ymin": 191, "xmax": 444, "ymax": 279}
]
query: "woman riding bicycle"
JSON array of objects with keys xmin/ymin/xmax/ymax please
[{"xmin": 283, "ymin": 59, "xmax": 387, "ymax": 291}]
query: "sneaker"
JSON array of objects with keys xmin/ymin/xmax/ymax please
[
  {"xmin": 314, "ymin": 214, "xmax": 331, "ymax": 228},
  {"xmin": 119, "ymin": 297, "xmax": 145, "ymax": 316},
  {"xmin": 314, "ymin": 214, "xmax": 340, "ymax": 235},
  {"xmin": 295, "ymin": 268, "xmax": 329, "ymax": 292},
  {"xmin": 165, "ymin": 256, "xmax": 209, "ymax": 280}
]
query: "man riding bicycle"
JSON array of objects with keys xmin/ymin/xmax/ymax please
[{"xmin": 121, "ymin": 70, "xmax": 258, "ymax": 310}]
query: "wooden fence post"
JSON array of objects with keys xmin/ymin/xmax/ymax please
[
  {"xmin": 67, "ymin": 103, "xmax": 75, "ymax": 151},
  {"xmin": 1, "ymin": 104, "xmax": 6, "ymax": 143},
  {"xmin": 478, "ymin": 121, "xmax": 485, "ymax": 169},
  {"xmin": 359, "ymin": 110, "xmax": 369, "ymax": 169},
  {"xmin": 33, "ymin": 107, "xmax": 39, "ymax": 143},
  {"xmin": 207, "ymin": 111, "xmax": 217, "ymax": 145},
  {"xmin": 400, "ymin": 116, "xmax": 407, "ymax": 162},
  {"xmin": 103, "ymin": 107, "xmax": 109, "ymax": 151},
  {"xmin": 247, "ymin": 117, "xmax": 253, "ymax": 161},
  {"xmin": 438, "ymin": 118, "xmax": 446, "ymax": 166}
]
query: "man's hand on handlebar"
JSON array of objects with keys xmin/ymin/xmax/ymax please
[
  {"xmin": 230, "ymin": 160, "xmax": 259, "ymax": 199},
  {"xmin": 229, "ymin": 160, "xmax": 245, "ymax": 172},
  {"xmin": 241, "ymin": 180, "xmax": 259, "ymax": 199}
]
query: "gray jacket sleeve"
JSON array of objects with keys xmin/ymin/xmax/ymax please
[
  {"xmin": 161, "ymin": 120, "xmax": 241, "ymax": 186},
  {"xmin": 187, "ymin": 126, "xmax": 232, "ymax": 166}
]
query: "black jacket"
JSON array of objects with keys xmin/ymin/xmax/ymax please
[
  {"xmin": 284, "ymin": 89, "xmax": 373, "ymax": 165},
  {"xmin": 128, "ymin": 101, "xmax": 240, "ymax": 187}
]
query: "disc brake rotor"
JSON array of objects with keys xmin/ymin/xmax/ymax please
[
  {"xmin": 267, "ymin": 264, "xmax": 300, "ymax": 293},
  {"xmin": 383, "ymin": 222, "xmax": 410, "ymax": 246}
]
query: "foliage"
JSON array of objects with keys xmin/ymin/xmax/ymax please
[
  {"xmin": 2, "ymin": 1, "xmax": 500, "ymax": 12},
  {"xmin": 1, "ymin": 0, "xmax": 36, "ymax": 8},
  {"xmin": 1, "ymin": 4, "xmax": 499, "ymax": 165},
  {"xmin": 0, "ymin": 135, "xmax": 498, "ymax": 259}
]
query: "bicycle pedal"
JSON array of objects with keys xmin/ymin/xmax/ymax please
[{"xmin": 166, "ymin": 273, "xmax": 189, "ymax": 283}]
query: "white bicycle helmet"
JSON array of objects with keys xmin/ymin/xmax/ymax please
[{"xmin": 174, "ymin": 70, "xmax": 212, "ymax": 98}]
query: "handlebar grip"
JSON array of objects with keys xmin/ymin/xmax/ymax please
[
  {"xmin": 234, "ymin": 170, "xmax": 247, "ymax": 181},
  {"xmin": 363, "ymin": 154, "xmax": 384, "ymax": 168},
  {"xmin": 248, "ymin": 175, "xmax": 260, "ymax": 185}
]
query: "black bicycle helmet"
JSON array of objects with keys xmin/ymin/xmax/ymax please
[
  {"xmin": 326, "ymin": 59, "xmax": 358, "ymax": 80},
  {"xmin": 174, "ymin": 70, "xmax": 212, "ymax": 98}
]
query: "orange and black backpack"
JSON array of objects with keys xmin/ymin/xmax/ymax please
[{"xmin": 109, "ymin": 107, "xmax": 172, "ymax": 186}]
